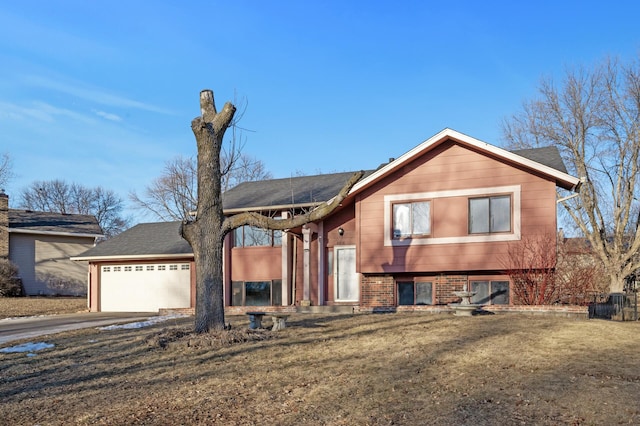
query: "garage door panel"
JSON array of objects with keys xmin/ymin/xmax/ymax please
[{"xmin": 100, "ymin": 263, "xmax": 191, "ymax": 312}]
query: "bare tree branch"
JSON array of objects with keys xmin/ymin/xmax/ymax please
[{"xmin": 502, "ymin": 55, "xmax": 640, "ymax": 292}]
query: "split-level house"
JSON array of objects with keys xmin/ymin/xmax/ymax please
[
  {"xmin": 74, "ymin": 129, "xmax": 580, "ymax": 312},
  {"xmin": 0, "ymin": 191, "xmax": 104, "ymax": 296}
]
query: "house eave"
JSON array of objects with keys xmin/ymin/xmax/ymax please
[
  {"xmin": 71, "ymin": 253, "xmax": 194, "ymax": 262},
  {"xmin": 223, "ymin": 202, "xmax": 323, "ymax": 215},
  {"xmin": 9, "ymin": 228, "xmax": 104, "ymax": 239}
]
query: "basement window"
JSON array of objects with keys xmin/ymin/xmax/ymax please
[
  {"xmin": 470, "ymin": 280, "xmax": 510, "ymax": 305},
  {"xmin": 397, "ymin": 281, "xmax": 433, "ymax": 305}
]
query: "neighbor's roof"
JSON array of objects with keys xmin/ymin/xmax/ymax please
[
  {"xmin": 223, "ymin": 129, "xmax": 579, "ymax": 212},
  {"xmin": 9, "ymin": 209, "xmax": 103, "ymax": 238},
  {"xmin": 72, "ymin": 221, "xmax": 192, "ymax": 261}
]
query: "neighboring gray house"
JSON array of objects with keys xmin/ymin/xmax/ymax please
[{"xmin": 0, "ymin": 191, "xmax": 104, "ymax": 296}]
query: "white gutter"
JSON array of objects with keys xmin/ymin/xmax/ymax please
[
  {"xmin": 71, "ymin": 253, "xmax": 194, "ymax": 262},
  {"xmin": 9, "ymin": 228, "xmax": 104, "ymax": 239}
]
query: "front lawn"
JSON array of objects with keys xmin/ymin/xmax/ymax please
[
  {"xmin": 0, "ymin": 313, "xmax": 639, "ymax": 425},
  {"xmin": 0, "ymin": 296, "xmax": 87, "ymax": 319}
]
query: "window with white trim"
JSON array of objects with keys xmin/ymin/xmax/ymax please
[
  {"xmin": 135, "ymin": 265, "xmax": 143, "ymax": 272},
  {"xmin": 469, "ymin": 195, "xmax": 511, "ymax": 234},
  {"xmin": 124, "ymin": 266, "xmax": 132, "ymax": 272},
  {"xmin": 170, "ymin": 265, "xmax": 178, "ymax": 271},
  {"xmin": 392, "ymin": 200, "xmax": 431, "ymax": 239},
  {"xmin": 158, "ymin": 265, "xmax": 166, "ymax": 271},
  {"xmin": 114, "ymin": 266, "xmax": 121, "ymax": 272},
  {"xmin": 146, "ymin": 265, "xmax": 154, "ymax": 271},
  {"xmin": 103, "ymin": 266, "xmax": 111, "ymax": 272}
]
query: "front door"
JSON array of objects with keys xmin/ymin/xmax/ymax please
[{"xmin": 334, "ymin": 245, "xmax": 358, "ymax": 302}]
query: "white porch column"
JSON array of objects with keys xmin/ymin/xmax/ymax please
[
  {"xmin": 301, "ymin": 223, "xmax": 318, "ymax": 306},
  {"xmin": 281, "ymin": 211, "xmax": 291, "ymax": 305}
]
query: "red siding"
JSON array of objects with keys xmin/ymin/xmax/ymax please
[
  {"xmin": 230, "ymin": 246, "xmax": 282, "ymax": 281},
  {"xmin": 358, "ymin": 141, "xmax": 558, "ymax": 274}
]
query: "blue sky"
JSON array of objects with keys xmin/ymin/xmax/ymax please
[{"xmin": 1, "ymin": 1, "xmax": 639, "ymax": 222}]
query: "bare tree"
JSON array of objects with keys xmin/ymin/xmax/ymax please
[
  {"xmin": 502, "ymin": 56, "xmax": 640, "ymax": 294},
  {"xmin": 181, "ymin": 89, "xmax": 363, "ymax": 333},
  {"xmin": 0, "ymin": 153, "xmax": 13, "ymax": 190},
  {"xmin": 20, "ymin": 180, "xmax": 130, "ymax": 237},
  {"xmin": 129, "ymin": 151, "xmax": 271, "ymax": 221}
]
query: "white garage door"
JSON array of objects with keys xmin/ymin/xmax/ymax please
[{"xmin": 100, "ymin": 263, "xmax": 191, "ymax": 312}]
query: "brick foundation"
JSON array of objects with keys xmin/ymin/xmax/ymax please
[
  {"xmin": 434, "ymin": 274, "xmax": 468, "ymax": 304},
  {"xmin": 360, "ymin": 275, "xmax": 395, "ymax": 309}
]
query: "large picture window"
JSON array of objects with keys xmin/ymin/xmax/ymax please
[
  {"xmin": 231, "ymin": 280, "xmax": 282, "ymax": 306},
  {"xmin": 397, "ymin": 281, "xmax": 433, "ymax": 305},
  {"xmin": 234, "ymin": 225, "xmax": 282, "ymax": 247},
  {"xmin": 392, "ymin": 201, "xmax": 431, "ymax": 239},
  {"xmin": 469, "ymin": 195, "xmax": 511, "ymax": 234}
]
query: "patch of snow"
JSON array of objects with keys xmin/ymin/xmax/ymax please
[
  {"xmin": 0, "ymin": 342, "xmax": 55, "ymax": 353},
  {"xmin": 97, "ymin": 314, "xmax": 188, "ymax": 331}
]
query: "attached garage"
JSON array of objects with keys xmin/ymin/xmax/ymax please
[
  {"xmin": 72, "ymin": 222, "xmax": 195, "ymax": 313},
  {"xmin": 99, "ymin": 262, "xmax": 192, "ymax": 312}
]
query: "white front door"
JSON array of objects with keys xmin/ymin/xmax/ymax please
[{"xmin": 334, "ymin": 246, "xmax": 358, "ymax": 302}]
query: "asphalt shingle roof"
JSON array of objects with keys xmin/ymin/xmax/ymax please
[
  {"xmin": 76, "ymin": 221, "xmax": 192, "ymax": 258},
  {"xmin": 9, "ymin": 210, "xmax": 103, "ymax": 236},
  {"xmin": 510, "ymin": 146, "xmax": 569, "ymax": 174},
  {"xmin": 222, "ymin": 171, "xmax": 375, "ymax": 211}
]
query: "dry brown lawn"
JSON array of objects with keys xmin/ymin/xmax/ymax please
[
  {"xmin": 0, "ymin": 297, "xmax": 87, "ymax": 318},
  {"xmin": 1, "ymin": 312, "xmax": 639, "ymax": 425}
]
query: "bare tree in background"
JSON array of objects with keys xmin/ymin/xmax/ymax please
[
  {"xmin": 20, "ymin": 180, "xmax": 130, "ymax": 237},
  {"xmin": 182, "ymin": 89, "xmax": 363, "ymax": 333},
  {"xmin": 129, "ymin": 151, "xmax": 271, "ymax": 221},
  {"xmin": 0, "ymin": 153, "xmax": 14, "ymax": 189},
  {"xmin": 502, "ymin": 56, "xmax": 640, "ymax": 294}
]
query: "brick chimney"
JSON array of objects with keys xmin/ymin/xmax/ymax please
[{"xmin": 0, "ymin": 190, "xmax": 8, "ymax": 259}]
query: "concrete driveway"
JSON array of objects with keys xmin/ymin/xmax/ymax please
[{"xmin": 0, "ymin": 312, "xmax": 157, "ymax": 345}]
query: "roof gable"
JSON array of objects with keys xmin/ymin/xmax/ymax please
[{"xmin": 349, "ymin": 128, "xmax": 580, "ymax": 195}]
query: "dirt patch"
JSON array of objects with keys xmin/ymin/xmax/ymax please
[
  {"xmin": 0, "ymin": 296, "xmax": 87, "ymax": 318},
  {"xmin": 1, "ymin": 313, "xmax": 639, "ymax": 425}
]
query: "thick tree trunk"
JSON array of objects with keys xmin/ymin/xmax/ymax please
[
  {"xmin": 181, "ymin": 89, "xmax": 364, "ymax": 333},
  {"xmin": 182, "ymin": 90, "xmax": 236, "ymax": 333}
]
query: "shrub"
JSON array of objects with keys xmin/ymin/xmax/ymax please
[{"xmin": 0, "ymin": 258, "xmax": 24, "ymax": 297}]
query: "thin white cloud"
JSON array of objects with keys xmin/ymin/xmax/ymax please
[
  {"xmin": 93, "ymin": 110, "xmax": 123, "ymax": 122},
  {"xmin": 23, "ymin": 75, "xmax": 174, "ymax": 115},
  {"xmin": 0, "ymin": 100, "xmax": 96, "ymax": 124}
]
